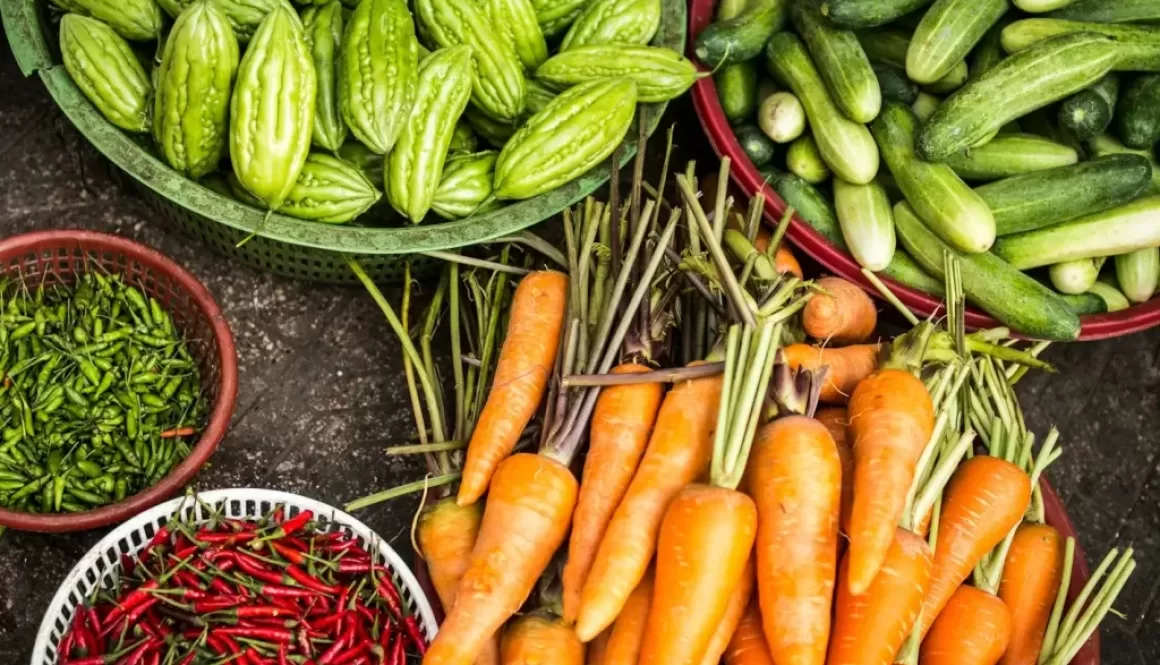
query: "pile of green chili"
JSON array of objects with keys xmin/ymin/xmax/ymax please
[{"xmin": 0, "ymin": 271, "xmax": 207, "ymax": 520}]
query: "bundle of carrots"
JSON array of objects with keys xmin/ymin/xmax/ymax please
[{"xmin": 345, "ymin": 135, "xmax": 1133, "ymax": 665}]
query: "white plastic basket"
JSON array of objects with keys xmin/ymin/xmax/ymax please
[{"xmin": 31, "ymin": 488, "xmax": 439, "ymax": 665}]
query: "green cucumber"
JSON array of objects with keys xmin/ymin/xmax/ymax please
[
  {"xmin": 764, "ymin": 32, "xmax": 879, "ymax": 184},
  {"xmin": 695, "ymin": 0, "xmax": 786, "ymax": 67},
  {"xmin": 921, "ymin": 61, "xmax": 969, "ymax": 94},
  {"xmin": 874, "ymin": 64, "xmax": 918, "ymax": 104},
  {"xmin": 1059, "ymin": 291, "xmax": 1108, "ymax": 315},
  {"xmin": 762, "ymin": 167, "xmax": 843, "ymax": 244},
  {"xmin": 818, "ymin": 0, "xmax": 934, "ymax": 29},
  {"xmin": 857, "ymin": 29, "xmax": 969, "ymax": 93},
  {"xmin": 786, "ymin": 135, "xmax": 830, "ymax": 183},
  {"xmin": 870, "ymin": 102, "xmax": 995, "ymax": 253},
  {"xmin": 1049, "ymin": 258, "xmax": 1104, "ymax": 294},
  {"xmin": 1014, "ymin": 0, "xmax": 1079, "ymax": 12},
  {"xmin": 758, "ymin": 91, "xmax": 807, "ymax": 143},
  {"xmin": 907, "ymin": 0, "xmax": 1007, "ymax": 85},
  {"xmin": 735, "ymin": 123, "xmax": 777, "ymax": 166},
  {"xmin": 834, "ymin": 177, "xmax": 896, "ymax": 271},
  {"xmin": 992, "ymin": 195, "xmax": 1160, "ymax": 269},
  {"xmin": 880, "ymin": 249, "xmax": 946, "ymax": 295},
  {"xmin": 1087, "ymin": 280, "xmax": 1131, "ymax": 311},
  {"xmin": 1116, "ymin": 247, "xmax": 1160, "ymax": 302},
  {"xmin": 790, "ymin": 1, "xmax": 881, "ymax": 123},
  {"xmin": 942, "ymin": 134, "xmax": 1079, "ymax": 181},
  {"xmin": 717, "ymin": 60, "xmax": 760, "ymax": 124},
  {"xmin": 1047, "ymin": 0, "xmax": 1160, "ymax": 23},
  {"xmin": 1088, "ymin": 133, "xmax": 1160, "ymax": 192},
  {"xmin": 917, "ymin": 33, "xmax": 1119, "ymax": 162},
  {"xmin": 911, "ymin": 91, "xmax": 940, "ymax": 122},
  {"xmin": 876, "ymin": 170, "xmax": 904, "ymax": 200},
  {"xmin": 977, "ymin": 154, "xmax": 1153, "ymax": 235},
  {"xmin": 1001, "ymin": 19, "xmax": 1160, "ymax": 72},
  {"xmin": 894, "ymin": 200, "xmax": 1081, "ymax": 340},
  {"xmin": 971, "ymin": 20, "xmax": 1009, "ymax": 81},
  {"xmin": 1058, "ymin": 74, "xmax": 1119, "ymax": 142},
  {"xmin": 1116, "ymin": 75, "xmax": 1160, "ymax": 149}
]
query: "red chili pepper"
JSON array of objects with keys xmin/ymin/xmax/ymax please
[
  {"xmin": 283, "ymin": 536, "xmax": 310, "ymax": 551},
  {"xmin": 348, "ymin": 657, "xmax": 370, "ymax": 665},
  {"xmin": 208, "ymin": 577, "xmax": 235, "ymax": 596},
  {"xmin": 196, "ymin": 529, "xmax": 258, "ymax": 546},
  {"xmin": 389, "ymin": 633, "xmax": 404, "ymax": 665},
  {"xmin": 143, "ymin": 526, "xmax": 171, "ymax": 556},
  {"xmin": 402, "ymin": 616, "xmax": 426, "ymax": 656},
  {"xmin": 102, "ymin": 580, "xmax": 159, "ymax": 629},
  {"xmin": 212, "ymin": 605, "xmax": 299, "ymax": 622},
  {"xmin": 231, "ymin": 554, "xmax": 286, "ymax": 586},
  {"xmin": 145, "ymin": 650, "xmax": 161, "ymax": 665},
  {"xmin": 371, "ymin": 573, "xmax": 402, "ymax": 620},
  {"xmin": 251, "ymin": 510, "xmax": 313, "ymax": 547},
  {"xmin": 192, "ymin": 596, "xmax": 246, "ymax": 613},
  {"xmin": 278, "ymin": 643, "xmax": 290, "ymax": 665},
  {"xmin": 353, "ymin": 602, "xmax": 376, "ymax": 626},
  {"xmin": 58, "ymin": 628, "xmax": 76, "ymax": 660},
  {"xmin": 298, "ymin": 628, "xmax": 314, "ymax": 658},
  {"xmin": 113, "ymin": 637, "xmax": 159, "ymax": 665},
  {"xmin": 286, "ymin": 565, "xmax": 340, "ymax": 595},
  {"xmin": 332, "ymin": 642, "xmax": 370, "ymax": 665},
  {"xmin": 310, "ymin": 614, "xmax": 344, "ymax": 633},
  {"xmin": 268, "ymin": 541, "xmax": 307, "ymax": 566},
  {"xmin": 216, "ymin": 558, "xmax": 237, "ymax": 574},
  {"xmin": 103, "ymin": 596, "xmax": 161, "ymax": 638},
  {"xmin": 212, "ymin": 626, "xmax": 294, "ymax": 642},
  {"xmin": 335, "ymin": 560, "xmax": 371, "ymax": 574},
  {"xmin": 173, "ymin": 544, "xmax": 200, "ymax": 560},
  {"xmin": 177, "ymin": 652, "xmax": 197, "ymax": 665},
  {"xmin": 317, "ymin": 619, "xmax": 353, "ymax": 665},
  {"xmin": 377, "ymin": 621, "xmax": 392, "ymax": 651},
  {"xmin": 174, "ymin": 571, "xmax": 205, "ymax": 590}
]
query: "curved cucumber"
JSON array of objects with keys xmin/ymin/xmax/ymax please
[
  {"xmin": 790, "ymin": 1, "xmax": 881, "ymax": 123},
  {"xmin": 880, "ymin": 250, "xmax": 945, "ymax": 295},
  {"xmin": 834, "ymin": 177, "xmax": 896, "ymax": 271},
  {"xmin": 857, "ymin": 29, "xmax": 969, "ymax": 93},
  {"xmin": 762, "ymin": 167, "xmax": 843, "ymax": 245},
  {"xmin": 942, "ymin": 134, "xmax": 1079, "ymax": 181},
  {"xmin": 695, "ymin": 0, "xmax": 786, "ymax": 67},
  {"xmin": 1047, "ymin": 0, "xmax": 1160, "ymax": 23},
  {"xmin": 993, "ymin": 196, "xmax": 1160, "ymax": 269},
  {"xmin": 1058, "ymin": 74, "xmax": 1118, "ymax": 143},
  {"xmin": 818, "ymin": 0, "xmax": 933, "ymax": 28},
  {"xmin": 1049, "ymin": 258, "xmax": 1104, "ymax": 294},
  {"xmin": 894, "ymin": 201, "xmax": 1080, "ymax": 340},
  {"xmin": 1089, "ymin": 133, "xmax": 1160, "ymax": 192},
  {"xmin": 907, "ymin": 0, "xmax": 1007, "ymax": 85},
  {"xmin": 1002, "ymin": 19, "xmax": 1160, "ymax": 72},
  {"xmin": 1116, "ymin": 74, "xmax": 1160, "ymax": 149},
  {"xmin": 1013, "ymin": 0, "xmax": 1079, "ymax": 12},
  {"xmin": 870, "ymin": 102, "xmax": 995, "ymax": 253},
  {"xmin": 1060, "ymin": 291, "xmax": 1108, "ymax": 315},
  {"xmin": 717, "ymin": 60, "xmax": 759, "ymax": 124},
  {"xmin": 786, "ymin": 135, "xmax": 830, "ymax": 183},
  {"xmin": 1116, "ymin": 247, "xmax": 1160, "ymax": 303},
  {"xmin": 1088, "ymin": 280, "xmax": 1131, "ymax": 312},
  {"xmin": 764, "ymin": 32, "xmax": 879, "ymax": 184}
]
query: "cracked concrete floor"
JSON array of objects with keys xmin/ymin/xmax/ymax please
[{"xmin": 2, "ymin": 32, "xmax": 1160, "ymax": 665}]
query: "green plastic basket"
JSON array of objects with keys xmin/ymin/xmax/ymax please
[{"xmin": 1, "ymin": 0, "xmax": 686, "ymax": 283}]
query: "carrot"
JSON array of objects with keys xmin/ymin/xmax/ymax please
[
  {"xmin": 638, "ymin": 484, "xmax": 757, "ymax": 665},
  {"xmin": 602, "ymin": 568, "xmax": 654, "ymax": 665},
  {"xmin": 920, "ymin": 585, "xmax": 1013, "ymax": 665},
  {"xmin": 699, "ymin": 557, "xmax": 755, "ymax": 665},
  {"xmin": 775, "ymin": 245, "xmax": 804, "ymax": 279},
  {"xmin": 501, "ymin": 614, "xmax": 585, "ymax": 665},
  {"xmin": 749, "ymin": 417, "xmax": 840, "ymax": 665},
  {"xmin": 814, "ymin": 406, "xmax": 853, "ymax": 533},
  {"xmin": 998, "ymin": 524, "xmax": 1065, "ymax": 665},
  {"xmin": 723, "ymin": 602, "xmax": 774, "ymax": 665},
  {"xmin": 458, "ymin": 270, "xmax": 569, "ymax": 505},
  {"xmin": 563, "ymin": 363, "xmax": 664, "ymax": 624},
  {"xmin": 845, "ymin": 369, "xmax": 934, "ymax": 595},
  {"xmin": 828, "ymin": 528, "xmax": 933, "ymax": 665},
  {"xmin": 573, "ymin": 370, "xmax": 724, "ymax": 641},
  {"xmin": 919, "ymin": 455, "xmax": 1031, "ymax": 638},
  {"xmin": 803, "ymin": 277, "xmax": 877, "ymax": 344},
  {"xmin": 587, "ymin": 629, "xmax": 611, "ymax": 665},
  {"xmin": 782, "ymin": 343, "xmax": 879, "ymax": 405},
  {"xmin": 424, "ymin": 454, "xmax": 578, "ymax": 665},
  {"xmin": 417, "ymin": 498, "xmax": 484, "ymax": 611}
]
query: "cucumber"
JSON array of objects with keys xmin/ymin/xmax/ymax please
[
  {"xmin": 1088, "ymin": 280, "xmax": 1131, "ymax": 312},
  {"xmin": 921, "ymin": 60, "xmax": 969, "ymax": 94},
  {"xmin": 876, "ymin": 170, "xmax": 904, "ymax": 200},
  {"xmin": 695, "ymin": 0, "xmax": 786, "ymax": 68},
  {"xmin": 907, "ymin": 0, "xmax": 1007, "ymax": 85},
  {"xmin": 911, "ymin": 91, "xmax": 939, "ymax": 122},
  {"xmin": 874, "ymin": 64, "xmax": 918, "ymax": 104},
  {"xmin": 917, "ymin": 33, "xmax": 1119, "ymax": 162},
  {"xmin": 1058, "ymin": 74, "xmax": 1118, "ymax": 142},
  {"xmin": 1049, "ymin": 258, "xmax": 1104, "ymax": 294},
  {"xmin": 942, "ymin": 134, "xmax": 1079, "ymax": 181},
  {"xmin": 971, "ymin": 20, "xmax": 1009, "ymax": 81},
  {"xmin": 857, "ymin": 29, "xmax": 969, "ymax": 93},
  {"xmin": 818, "ymin": 0, "xmax": 934, "ymax": 29},
  {"xmin": 1116, "ymin": 75, "xmax": 1160, "ymax": 149},
  {"xmin": 717, "ymin": 61, "xmax": 760, "ymax": 124},
  {"xmin": 764, "ymin": 32, "xmax": 879, "ymax": 184},
  {"xmin": 834, "ymin": 177, "xmax": 896, "ymax": 271},
  {"xmin": 1116, "ymin": 247, "xmax": 1160, "ymax": 302},
  {"xmin": 1089, "ymin": 133, "xmax": 1160, "ymax": 192},
  {"xmin": 870, "ymin": 102, "xmax": 995, "ymax": 253},
  {"xmin": 1047, "ymin": 0, "xmax": 1160, "ymax": 24},
  {"xmin": 992, "ymin": 195, "xmax": 1160, "ymax": 269},
  {"xmin": 790, "ymin": 1, "xmax": 881, "ymax": 123},
  {"xmin": 758, "ymin": 91, "xmax": 807, "ymax": 143},
  {"xmin": 880, "ymin": 249, "xmax": 946, "ymax": 295},
  {"xmin": 1014, "ymin": 0, "xmax": 1079, "ymax": 12},
  {"xmin": 1001, "ymin": 19, "xmax": 1160, "ymax": 72},
  {"xmin": 762, "ymin": 167, "xmax": 843, "ymax": 245},
  {"xmin": 786, "ymin": 135, "xmax": 830, "ymax": 184},
  {"xmin": 894, "ymin": 201, "xmax": 1081, "ymax": 340},
  {"xmin": 977, "ymin": 154, "xmax": 1153, "ymax": 235},
  {"xmin": 735, "ymin": 123, "xmax": 777, "ymax": 166},
  {"xmin": 1059, "ymin": 291, "xmax": 1108, "ymax": 315}
]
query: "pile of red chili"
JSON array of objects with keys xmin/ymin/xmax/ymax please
[{"xmin": 55, "ymin": 503, "xmax": 427, "ymax": 665}]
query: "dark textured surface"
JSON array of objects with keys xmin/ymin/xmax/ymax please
[{"xmin": 2, "ymin": 30, "xmax": 1159, "ymax": 664}]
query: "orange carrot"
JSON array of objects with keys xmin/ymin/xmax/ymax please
[
  {"xmin": 920, "ymin": 585, "xmax": 1013, "ymax": 665},
  {"xmin": 638, "ymin": 484, "xmax": 757, "ymax": 665},
  {"xmin": 775, "ymin": 245, "xmax": 804, "ymax": 279},
  {"xmin": 573, "ymin": 371, "xmax": 724, "ymax": 641},
  {"xmin": 782, "ymin": 343, "xmax": 880, "ymax": 405},
  {"xmin": 603, "ymin": 568, "xmax": 654, "ymax": 665},
  {"xmin": 458, "ymin": 271, "xmax": 569, "ymax": 505},
  {"xmin": 417, "ymin": 498, "xmax": 484, "ymax": 611},
  {"xmin": 845, "ymin": 369, "xmax": 934, "ymax": 595},
  {"xmin": 424, "ymin": 454, "xmax": 578, "ymax": 665},
  {"xmin": 748, "ymin": 417, "xmax": 840, "ymax": 665},
  {"xmin": 501, "ymin": 614, "xmax": 585, "ymax": 665},
  {"xmin": 587, "ymin": 629, "xmax": 611, "ymax": 665},
  {"xmin": 803, "ymin": 277, "xmax": 878, "ymax": 344},
  {"xmin": 724, "ymin": 602, "xmax": 774, "ymax": 665},
  {"xmin": 998, "ymin": 523, "xmax": 1065, "ymax": 665},
  {"xmin": 814, "ymin": 406, "xmax": 853, "ymax": 533},
  {"xmin": 563, "ymin": 363, "xmax": 664, "ymax": 624},
  {"xmin": 828, "ymin": 528, "xmax": 933, "ymax": 665},
  {"xmin": 699, "ymin": 558, "xmax": 755, "ymax": 665}
]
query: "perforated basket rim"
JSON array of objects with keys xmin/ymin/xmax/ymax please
[{"xmin": 31, "ymin": 488, "xmax": 438, "ymax": 665}]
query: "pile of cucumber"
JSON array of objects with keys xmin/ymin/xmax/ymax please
[{"xmin": 698, "ymin": 0, "xmax": 1160, "ymax": 341}]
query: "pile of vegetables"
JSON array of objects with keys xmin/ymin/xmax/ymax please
[
  {"xmin": 698, "ymin": 0, "xmax": 1160, "ymax": 340},
  {"xmin": 341, "ymin": 143, "xmax": 1133, "ymax": 665},
  {"xmin": 0, "ymin": 272, "xmax": 206, "ymax": 524},
  {"xmin": 54, "ymin": 0, "xmax": 699, "ymax": 225}
]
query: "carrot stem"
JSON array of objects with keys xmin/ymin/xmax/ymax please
[
  {"xmin": 710, "ymin": 321, "xmax": 781, "ymax": 489},
  {"xmin": 679, "ymin": 174, "xmax": 756, "ymax": 326},
  {"xmin": 908, "ymin": 429, "xmax": 974, "ymax": 533},
  {"xmin": 449, "ymin": 261, "xmax": 465, "ymax": 443},
  {"xmin": 400, "ymin": 265, "xmax": 429, "ymax": 454},
  {"xmin": 420, "ymin": 251, "xmax": 528, "ymax": 275},
  {"xmin": 1007, "ymin": 342, "xmax": 1051, "ymax": 384},
  {"xmin": 344, "ymin": 472, "xmax": 461, "ymax": 511},
  {"xmin": 764, "ymin": 202, "xmax": 792, "ymax": 259},
  {"xmin": 562, "ymin": 362, "xmax": 725, "ymax": 386},
  {"xmin": 1039, "ymin": 538, "xmax": 1076, "ymax": 664},
  {"xmin": 492, "ymin": 232, "xmax": 568, "ymax": 268},
  {"xmin": 712, "ymin": 157, "xmax": 731, "ymax": 242},
  {"xmin": 1043, "ymin": 545, "xmax": 1135, "ymax": 665},
  {"xmin": 861, "ymin": 268, "xmax": 920, "ymax": 326}
]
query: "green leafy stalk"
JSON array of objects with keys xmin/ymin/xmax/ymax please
[
  {"xmin": 1041, "ymin": 545, "xmax": 1136, "ymax": 665},
  {"xmin": 710, "ymin": 321, "xmax": 781, "ymax": 490}
]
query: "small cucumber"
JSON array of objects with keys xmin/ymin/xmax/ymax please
[
  {"xmin": 790, "ymin": 0, "xmax": 881, "ymax": 123},
  {"xmin": 894, "ymin": 200, "xmax": 1081, "ymax": 340},
  {"xmin": 1049, "ymin": 257, "xmax": 1104, "ymax": 294},
  {"xmin": 917, "ymin": 33, "xmax": 1119, "ymax": 161},
  {"xmin": 943, "ymin": 134, "xmax": 1079, "ymax": 181},
  {"xmin": 857, "ymin": 29, "xmax": 969, "ymax": 93},
  {"xmin": 1047, "ymin": 0, "xmax": 1160, "ymax": 23},
  {"xmin": 1058, "ymin": 74, "xmax": 1119, "ymax": 142},
  {"xmin": 818, "ymin": 0, "xmax": 934, "ymax": 29},
  {"xmin": 907, "ymin": 0, "xmax": 1007, "ymax": 85},
  {"xmin": 834, "ymin": 177, "xmax": 896, "ymax": 271},
  {"xmin": 764, "ymin": 32, "xmax": 879, "ymax": 184},
  {"xmin": 1013, "ymin": 0, "xmax": 1079, "ymax": 12},
  {"xmin": 1060, "ymin": 291, "xmax": 1108, "ymax": 315},
  {"xmin": 1001, "ymin": 19, "xmax": 1160, "ymax": 72},
  {"xmin": 1116, "ymin": 75, "xmax": 1160, "ymax": 149},
  {"xmin": 977, "ymin": 154, "xmax": 1153, "ymax": 235},
  {"xmin": 758, "ymin": 91, "xmax": 807, "ymax": 143},
  {"xmin": 880, "ymin": 250, "xmax": 946, "ymax": 295},
  {"xmin": 911, "ymin": 91, "xmax": 940, "ymax": 122},
  {"xmin": 734, "ymin": 123, "xmax": 777, "ymax": 167},
  {"xmin": 786, "ymin": 135, "xmax": 830, "ymax": 183},
  {"xmin": 992, "ymin": 196, "xmax": 1160, "ymax": 269},
  {"xmin": 873, "ymin": 64, "xmax": 918, "ymax": 104},
  {"xmin": 921, "ymin": 60, "xmax": 969, "ymax": 94},
  {"xmin": 762, "ymin": 167, "xmax": 843, "ymax": 244},
  {"xmin": 1116, "ymin": 247, "xmax": 1160, "ymax": 303},
  {"xmin": 870, "ymin": 102, "xmax": 995, "ymax": 253},
  {"xmin": 695, "ymin": 0, "xmax": 786, "ymax": 67},
  {"xmin": 717, "ymin": 60, "xmax": 760, "ymax": 124},
  {"xmin": 1088, "ymin": 133, "xmax": 1160, "ymax": 192},
  {"xmin": 971, "ymin": 20, "xmax": 1009, "ymax": 81},
  {"xmin": 1089, "ymin": 280, "xmax": 1132, "ymax": 311}
]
